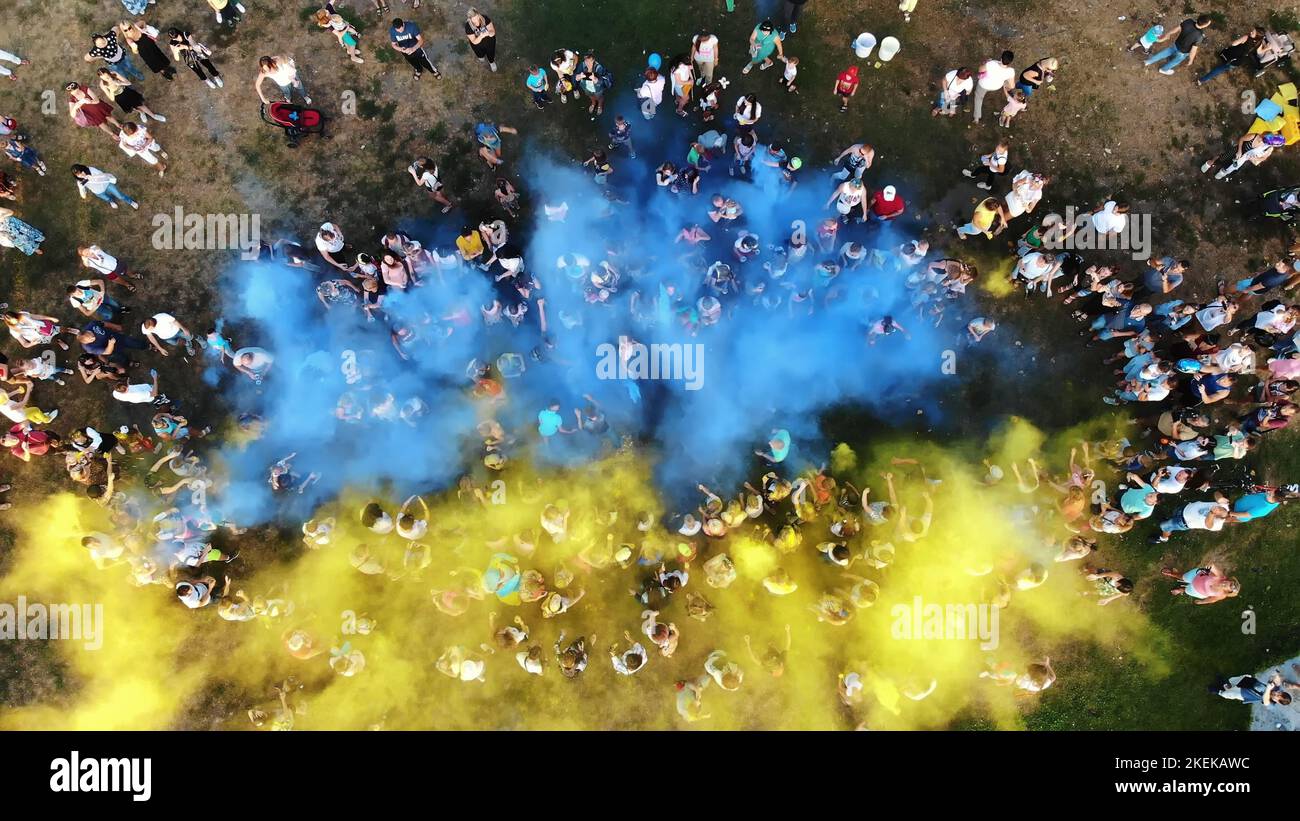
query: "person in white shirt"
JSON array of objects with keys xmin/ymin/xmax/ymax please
[
  {"xmin": 704, "ymin": 649, "xmax": 744, "ymax": 691},
  {"xmin": 71, "ymin": 164, "xmax": 137, "ymax": 210},
  {"xmin": 406, "ymin": 156, "xmax": 454, "ymax": 212},
  {"xmin": 609, "ymin": 635, "xmax": 647, "ymax": 675},
  {"xmin": 77, "ymin": 243, "xmax": 140, "ymax": 288},
  {"xmin": 691, "ymin": 32, "xmax": 720, "ymax": 84},
  {"xmin": 112, "ymin": 369, "xmax": 160, "ymax": 404},
  {"xmin": 1089, "ymin": 200, "xmax": 1130, "ymax": 236},
  {"xmin": 254, "ymin": 55, "xmax": 309, "ymax": 105},
  {"xmin": 933, "ymin": 67, "xmax": 973, "ymax": 116},
  {"xmin": 637, "ymin": 68, "xmax": 666, "ymax": 120},
  {"xmin": 143, "ymin": 312, "xmax": 199, "ymax": 356},
  {"xmin": 973, "ymin": 50, "xmax": 1015, "ymax": 122},
  {"xmin": 116, "ymin": 122, "xmax": 168, "ymax": 175},
  {"xmin": 315, "ymin": 222, "xmax": 349, "ymax": 270}
]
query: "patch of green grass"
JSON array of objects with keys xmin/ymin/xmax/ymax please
[{"xmin": 1270, "ymin": 10, "xmax": 1300, "ymax": 33}]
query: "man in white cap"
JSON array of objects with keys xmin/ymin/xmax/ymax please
[{"xmin": 871, "ymin": 185, "xmax": 906, "ymax": 222}]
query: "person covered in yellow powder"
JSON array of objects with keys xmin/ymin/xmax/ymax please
[
  {"xmin": 762, "ymin": 567, "xmax": 798, "ymax": 596},
  {"xmin": 483, "ymin": 552, "xmax": 521, "ymax": 603},
  {"xmin": 436, "ymin": 645, "xmax": 487, "ymax": 683},
  {"xmin": 702, "ymin": 552, "xmax": 736, "ymax": 587},
  {"xmin": 641, "ymin": 609, "xmax": 680, "ymax": 657},
  {"xmin": 329, "ymin": 642, "xmax": 365, "ymax": 677},
  {"xmin": 610, "ymin": 633, "xmax": 648, "ymax": 675},
  {"xmin": 704, "ymin": 650, "xmax": 744, "ymax": 691},
  {"xmin": 516, "ymin": 643, "xmax": 545, "ymax": 676},
  {"xmin": 810, "ymin": 591, "xmax": 854, "ymax": 625},
  {"xmin": 842, "ymin": 574, "xmax": 880, "ymax": 608},
  {"xmin": 489, "ymin": 612, "xmax": 530, "ymax": 650},
  {"xmin": 555, "ymin": 631, "xmax": 591, "ymax": 679},
  {"xmin": 248, "ymin": 679, "xmax": 303, "ymax": 731},
  {"xmin": 541, "ymin": 587, "xmax": 585, "ymax": 619},
  {"xmin": 282, "ymin": 625, "xmax": 325, "ymax": 660},
  {"xmin": 301, "ymin": 515, "xmax": 334, "ymax": 548},
  {"xmin": 744, "ymin": 625, "xmax": 792, "ymax": 677},
  {"xmin": 540, "ymin": 502, "xmax": 570, "ymax": 543},
  {"xmin": 396, "ymin": 495, "xmax": 429, "ymax": 540},
  {"xmin": 675, "ymin": 675, "xmax": 711, "ymax": 722},
  {"xmin": 349, "ymin": 543, "xmax": 387, "ymax": 576},
  {"xmin": 518, "ymin": 568, "xmax": 547, "ymax": 603}
]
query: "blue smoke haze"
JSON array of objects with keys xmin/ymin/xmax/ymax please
[{"xmin": 205, "ymin": 81, "xmax": 978, "ymax": 522}]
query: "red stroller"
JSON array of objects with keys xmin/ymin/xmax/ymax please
[{"xmin": 260, "ymin": 102, "xmax": 327, "ymax": 148}]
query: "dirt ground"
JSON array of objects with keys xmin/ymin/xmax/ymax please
[{"xmin": 1, "ymin": 0, "xmax": 1299, "ymax": 728}]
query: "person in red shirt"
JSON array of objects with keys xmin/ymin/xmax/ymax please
[
  {"xmin": 834, "ymin": 65, "xmax": 859, "ymax": 113},
  {"xmin": 871, "ymin": 185, "xmax": 905, "ymax": 221},
  {"xmin": 2, "ymin": 421, "xmax": 56, "ymax": 461}
]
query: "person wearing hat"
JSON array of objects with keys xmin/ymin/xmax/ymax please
[
  {"xmin": 871, "ymin": 185, "xmax": 906, "ymax": 221},
  {"xmin": 1200, "ymin": 131, "xmax": 1284, "ymax": 180}
]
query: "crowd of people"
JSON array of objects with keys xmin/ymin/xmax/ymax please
[{"xmin": 1, "ymin": 2, "xmax": 1298, "ymax": 726}]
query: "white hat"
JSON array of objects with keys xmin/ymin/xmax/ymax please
[{"xmin": 882, "ymin": 185, "xmax": 897, "ymax": 201}]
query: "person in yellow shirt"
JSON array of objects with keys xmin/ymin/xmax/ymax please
[
  {"xmin": 456, "ymin": 225, "xmax": 484, "ymax": 263},
  {"xmin": 955, "ymin": 196, "xmax": 1009, "ymax": 239}
]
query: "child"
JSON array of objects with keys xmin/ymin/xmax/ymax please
[
  {"xmin": 999, "ymin": 88, "xmax": 1026, "ymax": 127},
  {"xmin": 4, "ymin": 134, "xmax": 45, "ymax": 176},
  {"xmin": 525, "ymin": 66, "xmax": 551, "ymax": 109},
  {"xmin": 584, "ymin": 149, "xmax": 613, "ymax": 185},
  {"xmin": 607, "ymin": 115, "xmax": 636, "ymax": 159},
  {"xmin": 779, "ymin": 55, "xmax": 799, "ymax": 93},
  {"xmin": 698, "ymin": 82, "xmax": 721, "ymax": 122},
  {"xmin": 834, "ymin": 65, "xmax": 859, "ymax": 113},
  {"xmin": 1129, "ymin": 23, "xmax": 1164, "ymax": 53}
]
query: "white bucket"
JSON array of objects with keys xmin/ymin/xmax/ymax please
[
  {"xmin": 853, "ymin": 33, "xmax": 876, "ymax": 59},
  {"xmin": 878, "ymin": 36, "xmax": 901, "ymax": 62}
]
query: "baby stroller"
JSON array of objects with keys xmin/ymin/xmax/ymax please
[
  {"xmin": 1258, "ymin": 185, "xmax": 1300, "ymax": 223},
  {"xmin": 260, "ymin": 102, "xmax": 327, "ymax": 148},
  {"xmin": 1253, "ymin": 31, "xmax": 1295, "ymax": 78}
]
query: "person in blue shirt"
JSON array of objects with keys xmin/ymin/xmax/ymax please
[
  {"xmin": 756, "ymin": 429, "xmax": 791, "ymax": 463},
  {"xmin": 389, "ymin": 19, "xmax": 441, "ymax": 80},
  {"xmin": 1119, "ymin": 473, "xmax": 1158, "ymax": 520},
  {"xmin": 1232, "ymin": 486, "xmax": 1296, "ymax": 522},
  {"xmin": 524, "ymin": 66, "xmax": 551, "ymax": 109}
]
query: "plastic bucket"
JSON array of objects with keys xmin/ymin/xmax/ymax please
[
  {"xmin": 853, "ymin": 33, "xmax": 876, "ymax": 59},
  {"xmin": 879, "ymin": 36, "xmax": 900, "ymax": 62}
]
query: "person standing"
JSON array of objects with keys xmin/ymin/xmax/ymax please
[
  {"xmin": 408, "ymin": 157, "xmax": 454, "ymax": 212},
  {"xmin": 608, "ymin": 114, "xmax": 636, "ymax": 159},
  {"xmin": 389, "ymin": 19, "xmax": 441, "ymax": 80},
  {"xmin": 636, "ymin": 68, "xmax": 665, "ymax": 120},
  {"xmin": 782, "ymin": 0, "xmax": 810, "ymax": 35},
  {"xmin": 743, "ymin": 20, "xmax": 783, "ymax": 74},
  {"xmin": 1144, "ymin": 14, "xmax": 1212, "ymax": 75},
  {"xmin": 973, "ymin": 50, "xmax": 1015, "ymax": 122},
  {"xmin": 65, "ymin": 83, "xmax": 122, "ymax": 138},
  {"xmin": 465, "ymin": 8, "xmax": 497, "ymax": 72},
  {"xmin": 72, "ymin": 164, "xmax": 138, "ymax": 210},
  {"xmin": 84, "ymin": 29, "xmax": 145, "ymax": 83},
  {"xmin": 255, "ymin": 56, "xmax": 311, "ymax": 104},
  {"xmin": 691, "ymin": 31, "xmax": 720, "ymax": 84},
  {"xmin": 120, "ymin": 21, "xmax": 176, "ymax": 81},
  {"xmin": 168, "ymin": 29, "xmax": 222, "ymax": 88},
  {"xmin": 525, "ymin": 65, "xmax": 551, "ymax": 109}
]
